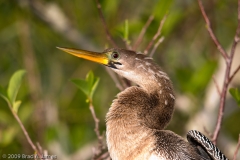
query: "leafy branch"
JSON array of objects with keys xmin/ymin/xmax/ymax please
[
  {"xmin": 0, "ymin": 70, "xmax": 42, "ymax": 158},
  {"xmin": 71, "ymin": 71, "xmax": 107, "ymax": 159}
]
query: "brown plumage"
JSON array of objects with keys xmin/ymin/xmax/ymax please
[
  {"xmin": 105, "ymin": 48, "xmax": 205, "ymax": 160},
  {"xmin": 58, "ymin": 47, "xmax": 228, "ymax": 160}
]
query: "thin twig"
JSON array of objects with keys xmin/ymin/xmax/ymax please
[
  {"xmin": 105, "ymin": 68, "xmax": 124, "ymax": 91},
  {"xmin": 212, "ymin": 75, "xmax": 221, "ymax": 96},
  {"xmin": 198, "ymin": 0, "xmax": 229, "ymax": 60},
  {"xmin": 36, "ymin": 142, "xmax": 43, "ymax": 155},
  {"xmin": 95, "ymin": 151, "xmax": 110, "ymax": 160},
  {"xmin": 212, "ymin": 69, "xmax": 230, "ymax": 143},
  {"xmin": 88, "ymin": 100, "xmax": 108, "ymax": 159},
  {"xmin": 94, "ymin": 0, "xmax": 132, "ymax": 90},
  {"xmin": 95, "ymin": 0, "xmax": 118, "ymax": 48},
  {"xmin": 144, "ymin": 14, "xmax": 167, "ymax": 55},
  {"xmin": 149, "ymin": 36, "xmax": 164, "ymax": 57},
  {"xmin": 212, "ymin": 0, "xmax": 240, "ymax": 143},
  {"xmin": 233, "ymin": 134, "xmax": 240, "ymax": 160},
  {"xmin": 7, "ymin": 101, "xmax": 42, "ymax": 158},
  {"xmin": 229, "ymin": 64, "xmax": 240, "ymax": 82},
  {"xmin": 133, "ymin": 15, "xmax": 154, "ymax": 50},
  {"xmin": 198, "ymin": 0, "xmax": 240, "ymax": 144},
  {"xmin": 229, "ymin": 0, "xmax": 240, "ymax": 83},
  {"xmin": 89, "ymin": 102, "xmax": 103, "ymax": 144}
]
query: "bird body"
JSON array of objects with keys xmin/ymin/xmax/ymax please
[
  {"xmin": 106, "ymin": 86, "xmax": 203, "ymax": 160},
  {"xmin": 105, "ymin": 49, "xmax": 204, "ymax": 159},
  {"xmin": 58, "ymin": 47, "xmax": 228, "ymax": 160}
]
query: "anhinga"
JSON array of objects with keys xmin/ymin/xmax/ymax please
[{"xmin": 58, "ymin": 47, "xmax": 228, "ymax": 160}]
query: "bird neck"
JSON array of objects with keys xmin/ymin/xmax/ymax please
[{"xmin": 113, "ymin": 55, "xmax": 174, "ymax": 95}]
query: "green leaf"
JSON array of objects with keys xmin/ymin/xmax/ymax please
[
  {"xmin": 0, "ymin": 85, "xmax": 8, "ymax": 103},
  {"xmin": 13, "ymin": 100, "xmax": 22, "ymax": 113},
  {"xmin": 90, "ymin": 77, "xmax": 100, "ymax": 100},
  {"xmin": 86, "ymin": 71, "xmax": 94, "ymax": 93},
  {"xmin": 71, "ymin": 71, "xmax": 100, "ymax": 101},
  {"xmin": 71, "ymin": 79, "xmax": 89, "ymax": 96},
  {"xmin": 7, "ymin": 70, "xmax": 26, "ymax": 105},
  {"xmin": 229, "ymin": 88, "xmax": 240, "ymax": 106},
  {"xmin": 86, "ymin": 71, "xmax": 99, "ymax": 100}
]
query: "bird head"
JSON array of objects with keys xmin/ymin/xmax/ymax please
[
  {"xmin": 57, "ymin": 47, "xmax": 160, "ymax": 91},
  {"xmin": 57, "ymin": 47, "xmax": 143, "ymax": 73}
]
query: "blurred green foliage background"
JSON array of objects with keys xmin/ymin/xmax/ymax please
[{"xmin": 0, "ymin": 0, "xmax": 239, "ymax": 159}]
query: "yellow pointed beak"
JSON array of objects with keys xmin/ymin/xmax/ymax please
[{"xmin": 57, "ymin": 47, "xmax": 109, "ymax": 65}]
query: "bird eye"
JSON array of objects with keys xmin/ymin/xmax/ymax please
[{"xmin": 112, "ymin": 51, "xmax": 120, "ymax": 60}]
